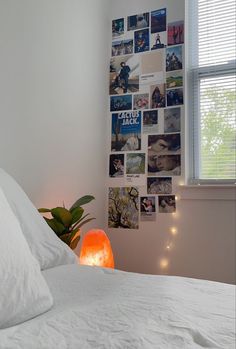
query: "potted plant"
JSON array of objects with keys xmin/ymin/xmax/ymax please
[{"xmin": 38, "ymin": 195, "xmax": 95, "ymax": 250}]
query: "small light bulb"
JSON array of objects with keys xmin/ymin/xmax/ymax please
[
  {"xmin": 175, "ymin": 195, "xmax": 179, "ymax": 201},
  {"xmin": 160, "ymin": 258, "xmax": 169, "ymax": 269},
  {"xmin": 170, "ymin": 227, "xmax": 177, "ymax": 235}
]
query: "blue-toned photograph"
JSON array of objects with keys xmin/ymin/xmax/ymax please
[
  {"xmin": 127, "ymin": 13, "xmax": 149, "ymax": 31},
  {"xmin": 110, "ymin": 95, "xmax": 132, "ymax": 112},
  {"xmin": 112, "ymin": 18, "xmax": 124, "ymax": 38},
  {"xmin": 151, "ymin": 8, "xmax": 166, "ymax": 33},
  {"xmin": 166, "ymin": 45, "xmax": 183, "ymax": 71},
  {"xmin": 134, "ymin": 28, "xmax": 150, "ymax": 53}
]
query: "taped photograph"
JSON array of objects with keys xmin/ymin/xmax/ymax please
[
  {"xmin": 112, "ymin": 18, "xmax": 124, "ymax": 38},
  {"xmin": 150, "ymin": 84, "xmax": 166, "ymax": 108},
  {"xmin": 166, "ymin": 71, "xmax": 183, "ymax": 89},
  {"xmin": 151, "ymin": 8, "xmax": 166, "ymax": 33},
  {"xmin": 148, "ymin": 154, "xmax": 181, "ymax": 175},
  {"xmin": 109, "ymin": 154, "xmax": 124, "ymax": 178},
  {"xmin": 168, "ymin": 21, "xmax": 184, "ymax": 45},
  {"xmin": 126, "ymin": 153, "xmax": 145, "ymax": 174},
  {"xmin": 143, "ymin": 110, "xmax": 159, "ymax": 134},
  {"xmin": 158, "ymin": 195, "xmax": 176, "ymax": 213},
  {"xmin": 110, "ymin": 95, "xmax": 132, "ymax": 112},
  {"xmin": 112, "ymin": 39, "xmax": 133, "ymax": 56},
  {"xmin": 147, "ymin": 177, "xmax": 172, "ymax": 194},
  {"xmin": 148, "ymin": 134, "xmax": 181, "ymax": 155},
  {"xmin": 110, "ymin": 55, "xmax": 139, "ymax": 95},
  {"xmin": 127, "ymin": 13, "xmax": 149, "ymax": 31},
  {"xmin": 167, "ymin": 88, "xmax": 184, "ymax": 106},
  {"xmin": 164, "ymin": 107, "xmax": 181, "ymax": 133},
  {"xmin": 140, "ymin": 196, "xmax": 156, "ymax": 221},
  {"xmin": 166, "ymin": 45, "xmax": 183, "ymax": 71},
  {"xmin": 133, "ymin": 93, "xmax": 149, "ymax": 110},
  {"xmin": 151, "ymin": 32, "xmax": 167, "ymax": 50},
  {"xmin": 134, "ymin": 28, "xmax": 150, "ymax": 53}
]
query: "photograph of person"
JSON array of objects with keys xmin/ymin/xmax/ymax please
[
  {"xmin": 133, "ymin": 93, "xmax": 149, "ymax": 110},
  {"xmin": 147, "ymin": 177, "xmax": 172, "ymax": 194},
  {"xmin": 110, "ymin": 95, "xmax": 132, "ymax": 112},
  {"xmin": 148, "ymin": 134, "xmax": 181, "ymax": 155},
  {"xmin": 158, "ymin": 195, "xmax": 176, "ymax": 213},
  {"xmin": 167, "ymin": 88, "xmax": 184, "ymax": 106},
  {"xmin": 151, "ymin": 8, "xmax": 166, "ymax": 33},
  {"xmin": 112, "ymin": 18, "xmax": 124, "ymax": 38},
  {"xmin": 164, "ymin": 107, "xmax": 181, "ymax": 133},
  {"xmin": 140, "ymin": 196, "xmax": 156, "ymax": 221},
  {"xmin": 127, "ymin": 13, "xmax": 149, "ymax": 31},
  {"xmin": 134, "ymin": 28, "xmax": 150, "ymax": 53},
  {"xmin": 110, "ymin": 55, "xmax": 139, "ymax": 95},
  {"xmin": 112, "ymin": 39, "xmax": 133, "ymax": 56},
  {"xmin": 166, "ymin": 46, "xmax": 183, "ymax": 71},
  {"xmin": 166, "ymin": 71, "xmax": 183, "ymax": 88},
  {"xmin": 109, "ymin": 154, "xmax": 124, "ymax": 177},
  {"xmin": 168, "ymin": 21, "xmax": 184, "ymax": 45},
  {"xmin": 148, "ymin": 154, "xmax": 181, "ymax": 175},
  {"xmin": 151, "ymin": 32, "xmax": 167, "ymax": 50},
  {"xmin": 126, "ymin": 153, "xmax": 145, "ymax": 174},
  {"xmin": 150, "ymin": 84, "xmax": 166, "ymax": 108}
]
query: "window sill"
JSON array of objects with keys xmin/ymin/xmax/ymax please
[{"xmin": 178, "ymin": 184, "xmax": 236, "ymax": 201}]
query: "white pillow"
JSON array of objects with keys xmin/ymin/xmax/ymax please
[
  {"xmin": 0, "ymin": 168, "xmax": 76, "ymax": 270},
  {"xmin": 0, "ymin": 188, "xmax": 53, "ymax": 328}
]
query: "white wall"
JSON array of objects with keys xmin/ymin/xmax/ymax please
[
  {"xmin": 0, "ymin": 0, "xmax": 111, "ymax": 242},
  {"xmin": 108, "ymin": 0, "xmax": 236, "ymax": 284}
]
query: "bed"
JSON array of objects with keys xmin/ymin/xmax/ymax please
[
  {"xmin": 0, "ymin": 168, "xmax": 235, "ymax": 348},
  {"xmin": 0, "ymin": 264, "xmax": 235, "ymax": 349}
]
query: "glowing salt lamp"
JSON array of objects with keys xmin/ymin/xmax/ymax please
[{"xmin": 79, "ymin": 229, "xmax": 114, "ymax": 269}]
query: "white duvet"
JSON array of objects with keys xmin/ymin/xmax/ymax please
[{"xmin": 0, "ymin": 265, "xmax": 235, "ymax": 349}]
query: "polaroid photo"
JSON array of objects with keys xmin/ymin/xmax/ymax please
[
  {"xmin": 140, "ymin": 196, "xmax": 156, "ymax": 221},
  {"xmin": 158, "ymin": 195, "xmax": 176, "ymax": 213},
  {"xmin": 147, "ymin": 177, "xmax": 172, "ymax": 194},
  {"xmin": 110, "ymin": 55, "xmax": 140, "ymax": 95},
  {"xmin": 127, "ymin": 13, "xmax": 149, "ymax": 31},
  {"xmin": 164, "ymin": 107, "xmax": 181, "ymax": 133},
  {"xmin": 109, "ymin": 154, "xmax": 124, "ymax": 178}
]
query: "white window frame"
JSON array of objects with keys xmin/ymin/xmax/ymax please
[{"xmin": 187, "ymin": 0, "xmax": 236, "ymax": 185}]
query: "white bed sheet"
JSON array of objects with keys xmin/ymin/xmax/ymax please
[{"xmin": 0, "ymin": 264, "xmax": 235, "ymax": 349}]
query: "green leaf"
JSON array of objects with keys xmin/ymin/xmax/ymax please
[
  {"xmin": 44, "ymin": 218, "xmax": 65, "ymax": 235},
  {"xmin": 51, "ymin": 207, "xmax": 72, "ymax": 228},
  {"xmin": 71, "ymin": 207, "xmax": 84, "ymax": 224},
  {"xmin": 38, "ymin": 208, "xmax": 51, "ymax": 213},
  {"xmin": 70, "ymin": 195, "xmax": 95, "ymax": 211},
  {"xmin": 69, "ymin": 235, "xmax": 80, "ymax": 250},
  {"xmin": 75, "ymin": 217, "xmax": 95, "ymax": 230}
]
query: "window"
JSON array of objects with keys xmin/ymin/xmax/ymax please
[{"xmin": 188, "ymin": 0, "xmax": 236, "ymax": 183}]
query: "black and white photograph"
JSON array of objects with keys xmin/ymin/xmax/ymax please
[
  {"xmin": 140, "ymin": 196, "xmax": 156, "ymax": 221},
  {"xmin": 151, "ymin": 32, "xmax": 167, "ymax": 50},
  {"xmin": 112, "ymin": 39, "xmax": 133, "ymax": 56},
  {"xmin": 158, "ymin": 195, "xmax": 176, "ymax": 213},
  {"xmin": 110, "ymin": 55, "xmax": 139, "ymax": 95},
  {"xmin": 151, "ymin": 8, "xmax": 166, "ymax": 33},
  {"xmin": 109, "ymin": 154, "xmax": 124, "ymax": 178},
  {"xmin": 143, "ymin": 110, "xmax": 159, "ymax": 134},
  {"xmin": 150, "ymin": 84, "xmax": 166, "ymax": 108},
  {"xmin": 126, "ymin": 153, "xmax": 145, "ymax": 174},
  {"xmin": 112, "ymin": 18, "xmax": 124, "ymax": 38},
  {"xmin": 164, "ymin": 107, "xmax": 181, "ymax": 133},
  {"xmin": 166, "ymin": 46, "xmax": 183, "ymax": 71},
  {"xmin": 134, "ymin": 28, "xmax": 150, "ymax": 53},
  {"xmin": 148, "ymin": 154, "xmax": 181, "ymax": 175},
  {"xmin": 133, "ymin": 93, "xmax": 149, "ymax": 110},
  {"xmin": 110, "ymin": 95, "xmax": 132, "ymax": 111},
  {"xmin": 147, "ymin": 177, "xmax": 172, "ymax": 194},
  {"xmin": 127, "ymin": 13, "xmax": 149, "ymax": 31},
  {"xmin": 167, "ymin": 88, "xmax": 184, "ymax": 106}
]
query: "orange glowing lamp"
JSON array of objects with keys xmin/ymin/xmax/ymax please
[{"xmin": 79, "ymin": 229, "xmax": 114, "ymax": 269}]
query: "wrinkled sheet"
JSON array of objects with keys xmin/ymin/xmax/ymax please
[{"xmin": 0, "ymin": 264, "xmax": 235, "ymax": 349}]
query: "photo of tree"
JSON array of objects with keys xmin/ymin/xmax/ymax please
[{"xmin": 108, "ymin": 187, "xmax": 139, "ymax": 229}]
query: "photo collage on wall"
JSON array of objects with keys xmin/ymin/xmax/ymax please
[{"xmin": 108, "ymin": 9, "xmax": 184, "ymax": 228}]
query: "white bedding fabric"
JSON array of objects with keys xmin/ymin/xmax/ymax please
[
  {"xmin": 0, "ymin": 264, "xmax": 235, "ymax": 348},
  {"xmin": 0, "ymin": 168, "xmax": 76, "ymax": 270},
  {"xmin": 0, "ymin": 188, "xmax": 53, "ymax": 329}
]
